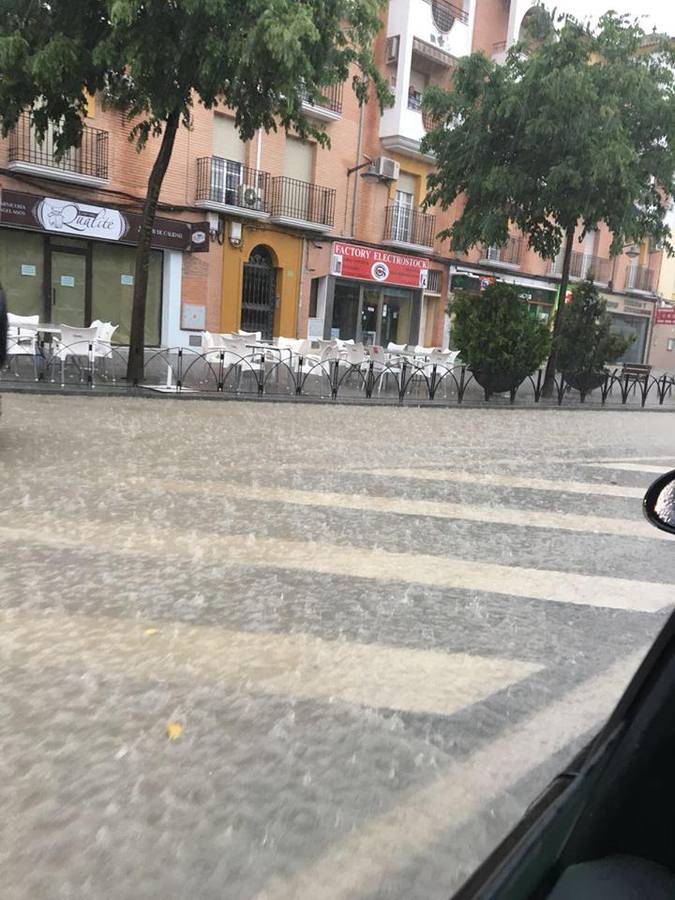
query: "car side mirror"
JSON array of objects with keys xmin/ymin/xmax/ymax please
[{"xmin": 643, "ymin": 469, "xmax": 675, "ymax": 536}]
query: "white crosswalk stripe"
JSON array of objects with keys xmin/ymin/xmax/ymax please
[
  {"xmin": 353, "ymin": 467, "xmax": 647, "ymax": 498},
  {"xmin": 148, "ymin": 477, "xmax": 667, "ymax": 541},
  {"xmin": 0, "ymin": 515, "xmax": 672, "ymax": 613}
]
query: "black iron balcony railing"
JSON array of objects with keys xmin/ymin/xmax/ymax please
[
  {"xmin": 196, "ymin": 157, "xmax": 270, "ymax": 212},
  {"xmin": 485, "ymin": 236, "xmax": 522, "ymax": 266},
  {"xmin": 625, "ymin": 264, "xmax": 655, "ymax": 292},
  {"xmin": 9, "ymin": 112, "xmax": 109, "ymax": 180},
  {"xmin": 408, "ymin": 90, "xmax": 423, "ymax": 111},
  {"xmin": 431, "ymin": 0, "xmax": 469, "ymax": 29},
  {"xmin": 384, "ymin": 203, "xmax": 436, "ymax": 248},
  {"xmin": 302, "ymin": 82, "xmax": 344, "ymax": 115},
  {"xmin": 269, "ymin": 176, "xmax": 335, "ymax": 228},
  {"xmin": 550, "ymin": 252, "xmax": 610, "ymax": 283}
]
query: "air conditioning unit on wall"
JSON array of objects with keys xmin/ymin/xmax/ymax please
[
  {"xmin": 239, "ymin": 183, "xmax": 264, "ymax": 210},
  {"xmin": 370, "ymin": 157, "xmax": 400, "ymax": 182}
]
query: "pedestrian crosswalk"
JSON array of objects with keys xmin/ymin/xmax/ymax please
[{"xmin": 1, "ymin": 401, "xmax": 674, "ymax": 900}]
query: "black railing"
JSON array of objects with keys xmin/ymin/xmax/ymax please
[
  {"xmin": 431, "ymin": 0, "xmax": 469, "ymax": 29},
  {"xmin": 302, "ymin": 82, "xmax": 344, "ymax": 115},
  {"xmin": 3, "ymin": 344, "xmax": 674, "ymax": 409},
  {"xmin": 195, "ymin": 157, "xmax": 271, "ymax": 212},
  {"xmin": 8, "ymin": 113, "xmax": 109, "ymax": 180},
  {"xmin": 485, "ymin": 237, "xmax": 522, "ymax": 266},
  {"xmin": 551, "ymin": 252, "xmax": 610, "ymax": 282},
  {"xmin": 385, "ymin": 203, "xmax": 436, "ymax": 248},
  {"xmin": 625, "ymin": 265, "xmax": 655, "ymax": 292},
  {"xmin": 426, "ymin": 269, "xmax": 442, "ymax": 293},
  {"xmin": 269, "ymin": 177, "xmax": 335, "ymax": 228}
]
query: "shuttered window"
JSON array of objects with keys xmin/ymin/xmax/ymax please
[
  {"xmin": 284, "ymin": 136, "xmax": 314, "ymax": 183},
  {"xmin": 213, "ymin": 114, "xmax": 245, "ymax": 163}
]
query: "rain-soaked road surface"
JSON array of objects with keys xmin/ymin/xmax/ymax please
[{"xmin": 1, "ymin": 394, "xmax": 674, "ymax": 900}]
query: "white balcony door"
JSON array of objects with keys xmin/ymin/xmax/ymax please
[
  {"xmin": 283, "ymin": 137, "xmax": 314, "ymax": 220},
  {"xmin": 212, "ymin": 114, "xmax": 245, "ymax": 204},
  {"xmin": 392, "ymin": 172, "xmax": 416, "ymax": 242}
]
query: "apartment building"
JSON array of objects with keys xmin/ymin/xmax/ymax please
[{"xmin": 0, "ymin": 0, "xmax": 669, "ymax": 363}]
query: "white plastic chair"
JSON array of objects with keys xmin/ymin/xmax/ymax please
[
  {"xmin": 204, "ymin": 333, "xmax": 264, "ymax": 389},
  {"xmin": 277, "ymin": 337, "xmax": 310, "ymax": 369},
  {"xmin": 368, "ymin": 344, "xmax": 402, "ymax": 394},
  {"xmin": 90, "ymin": 320, "xmax": 119, "ymax": 381},
  {"xmin": 6, "ymin": 313, "xmax": 39, "ymax": 379},
  {"xmin": 52, "ymin": 324, "xmax": 99, "ymax": 386}
]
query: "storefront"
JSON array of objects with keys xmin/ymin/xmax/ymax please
[
  {"xmin": 450, "ymin": 271, "xmax": 558, "ymax": 322},
  {"xmin": 0, "ymin": 190, "xmax": 208, "ymax": 345},
  {"xmin": 603, "ymin": 293, "xmax": 654, "ymax": 364},
  {"xmin": 322, "ymin": 242, "xmax": 428, "ymax": 345}
]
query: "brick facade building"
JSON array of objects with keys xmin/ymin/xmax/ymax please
[{"xmin": 0, "ymin": 0, "xmax": 668, "ymax": 365}]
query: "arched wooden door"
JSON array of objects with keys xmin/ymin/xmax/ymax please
[{"xmin": 241, "ymin": 245, "xmax": 276, "ymax": 340}]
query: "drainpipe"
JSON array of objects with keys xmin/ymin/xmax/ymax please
[
  {"xmin": 349, "ymin": 101, "xmax": 366, "ymax": 237},
  {"xmin": 297, "ymin": 237, "xmax": 308, "ymax": 339},
  {"xmin": 256, "ymin": 129, "xmax": 263, "ymax": 172}
]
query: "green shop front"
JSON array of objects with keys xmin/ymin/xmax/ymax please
[
  {"xmin": 0, "ymin": 189, "xmax": 208, "ymax": 345},
  {"xmin": 450, "ymin": 272, "xmax": 558, "ymax": 323}
]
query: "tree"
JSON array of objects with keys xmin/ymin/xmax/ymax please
[
  {"xmin": 556, "ymin": 278, "xmax": 633, "ymax": 381},
  {"xmin": 0, "ymin": 0, "xmax": 390, "ymax": 382},
  {"xmin": 422, "ymin": 13, "xmax": 675, "ymax": 396},
  {"xmin": 451, "ymin": 283, "xmax": 551, "ymax": 397}
]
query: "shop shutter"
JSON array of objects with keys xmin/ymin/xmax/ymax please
[{"xmin": 213, "ymin": 114, "xmax": 245, "ymax": 163}]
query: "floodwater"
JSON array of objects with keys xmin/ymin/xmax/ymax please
[{"xmin": 1, "ymin": 394, "xmax": 674, "ymax": 899}]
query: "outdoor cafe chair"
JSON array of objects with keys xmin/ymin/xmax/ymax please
[
  {"xmin": 90, "ymin": 320, "xmax": 119, "ymax": 382},
  {"xmin": 6, "ymin": 313, "xmax": 39, "ymax": 380},
  {"xmin": 51, "ymin": 324, "xmax": 99, "ymax": 386}
]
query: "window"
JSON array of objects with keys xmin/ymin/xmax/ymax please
[
  {"xmin": 0, "ymin": 230, "xmax": 44, "ymax": 317},
  {"xmin": 667, "ymin": 338, "xmax": 675, "ymax": 352},
  {"xmin": 283, "ymin": 136, "xmax": 314, "ymax": 183},
  {"xmin": 91, "ymin": 243, "xmax": 162, "ymax": 345},
  {"xmin": 212, "ymin": 115, "xmax": 246, "ymax": 204},
  {"xmin": 309, "ymin": 278, "xmax": 319, "ymax": 318},
  {"xmin": 392, "ymin": 172, "xmax": 417, "ymax": 242}
]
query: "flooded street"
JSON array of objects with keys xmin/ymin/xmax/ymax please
[{"xmin": 1, "ymin": 394, "xmax": 674, "ymax": 900}]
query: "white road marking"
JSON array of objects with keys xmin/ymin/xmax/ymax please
[
  {"xmin": 0, "ymin": 517, "xmax": 672, "ymax": 613},
  {"xmin": 358, "ymin": 468, "xmax": 647, "ymax": 499},
  {"xmin": 154, "ymin": 478, "xmax": 667, "ymax": 541},
  {"xmin": 254, "ymin": 650, "xmax": 646, "ymax": 900},
  {"xmin": 585, "ymin": 462, "xmax": 672, "ymax": 475},
  {"xmin": 0, "ymin": 611, "xmax": 541, "ymax": 718}
]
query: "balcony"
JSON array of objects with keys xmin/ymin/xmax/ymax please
[
  {"xmin": 195, "ymin": 157, "xmax": 271, "ymax": 221},
  {"xmin": 384, "ymin": 203, "xmax": 436, "ymax": 252},
  {"xmin": 8, "ymin": 113, "xmax": 109, "ymax": 187},
  {"xmin": 625, "ymin": 264, "xmax": 655, "ymax": 293},
  {"xmin": 550, "ymin": 252, "xmax": 610, "ymax": 284},
  {"xmin": 301, "ymin": 83, "xmax": 344, "ymax": 122},
  {"xmin": 482, "ymin": 236, "xmax": 522, "ymax": 267},
  {"xmin": 269, "ymin": 176, "xmax": 335, "ymax": 232},
  {"xmin": 380, "ymin": 0, "xmax": 471, "ymax": 159}
]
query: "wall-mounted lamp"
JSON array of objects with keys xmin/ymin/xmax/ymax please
[
  {"xmin": 229, "ymin": 220, "xmax": 243, "ymax": 247},
  {"xmin": 206, "ymin": 212, "xmax": 225, "ymax": 245}
]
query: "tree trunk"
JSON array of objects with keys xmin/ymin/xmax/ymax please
[
  {"xmin": 126, "ymin": 109, "xmax": 181, "ymax": 384},
  {"xmin": 541, "ymin": 224, "xmax": 576, "ymax": 398}
]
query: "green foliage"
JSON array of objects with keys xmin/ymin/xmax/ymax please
[
  {"xmin": 0, "ymin": 0, "xmax": 391, "ymax": 151},
  {"xmin": 556, "ymin": 279, "xmax": 633, "ymax": 373},
  {"xmin": 422, "ymin": 13, "xmax": 675, "ymax": 261},
  {"xmin": 451, "ymin": 283, "xmax": 552, "ymax": 379}
]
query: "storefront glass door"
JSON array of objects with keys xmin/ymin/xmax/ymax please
[
  {"xmin": 360, "ymin": 289, "xmax": 380, "ymax": 346},
  {"xmin": 330, "ymin": 280, "xmax": 419, "ymax": 347},
  {"xmin": 50, "ymin": 249, "xmax": 87, "ymax": 326},
  {"xmin": 380, "ymin": 290, "xmax": 413, "ymax": 346}
]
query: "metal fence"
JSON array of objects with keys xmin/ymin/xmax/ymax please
[
  {"xmin": 431, "ymin": 0, "xmax": 469, "ymax": 29},
  {"xmin": 9, "ymin": 113, "xmax": 109, "ymax": 180},
  {"xmin": 302, "ymin": 83, "xmax": 344, "ymax": 114},
  {"xmin": 3, "ymin": 341, "xmax": 675, "ymax": 409},
  {"xmin": 269, "ymin": 177, "xmax": 335, "ymax": 228},
  {"xmin": 384, "ymin": 204, "xmax": 436, "ymax": 248},
  {"xmin": 195, "ymin": 157, "xmax": 270, "ymax": 211}
]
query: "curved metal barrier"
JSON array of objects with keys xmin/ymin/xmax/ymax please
[{"xmin": 2, "ymin": 344, "xmax": 674, "ymax": 409}]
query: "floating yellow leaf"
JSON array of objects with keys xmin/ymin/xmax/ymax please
[
  {"xmin": 166, "ymin": 721, "xmax": 183, "ymax": 741},
  {"xmin": 144, "ymin": 628, "xmax": 159, "ymax": 636}
]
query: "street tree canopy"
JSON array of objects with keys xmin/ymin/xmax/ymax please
[
  {"xmin": 0, "ymin": 0, "xmax": 389, "ymax": 380},
  {"xmin": 421, "ymin": 13, "xmax": 675, "ymax": 392}
]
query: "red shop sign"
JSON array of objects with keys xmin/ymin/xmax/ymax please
[
  {"xmin": 655, "ymin": 307, "xmax": 675, "ymax": 325},
  {"xmin": 330, "ymin": 241, "xmax": 429, "ymax": 289}
]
